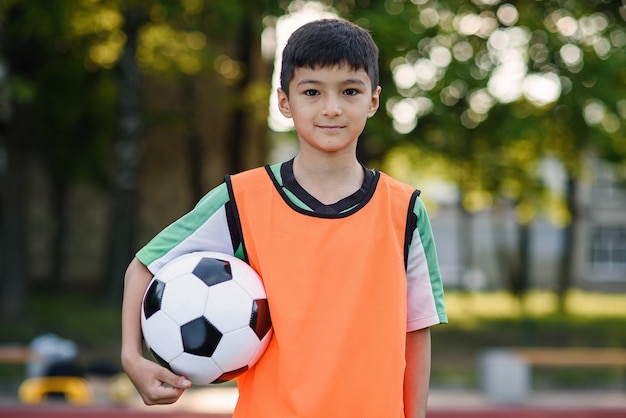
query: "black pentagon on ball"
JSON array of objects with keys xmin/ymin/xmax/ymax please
[
  {"xmin": 143, "ymin": 279, "xmax": 166, "ymax": 319},
  {"xmin": 181, "ymin": 317, "xmax": 223, "ymax": 357},
  {"xmin": 193, "ymin": 257, "xmax": 233, "ymax": 287},
  {"xmin": 250, "ymin": 299, "xmax": 272, "ymax": 339}
]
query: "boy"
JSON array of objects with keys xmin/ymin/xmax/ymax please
[{"xmin": 121, "ymin": 18, "xmax": 447, "ymax": 418}]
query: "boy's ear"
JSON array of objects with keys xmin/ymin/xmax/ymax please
[
  {"xmin": 367, "ymin": 86, "xmax": 382, "ymax": 118},
  {"xmin": 277, "ymin": 88, "xmax": 292, "ymax": 119}
]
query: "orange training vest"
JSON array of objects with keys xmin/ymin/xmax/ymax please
[{"xmin": 229, "ymin": 167, "xmax": 415, "ymax": 418}]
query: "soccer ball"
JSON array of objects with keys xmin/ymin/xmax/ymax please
[{"xmin": 141, "ymin": 251, "xmax": 272, "ymax": 385}]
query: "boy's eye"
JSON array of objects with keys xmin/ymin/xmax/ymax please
[
  {"xmin": 344, "ymin": 88, "xmax": 359, "ymax": 96},
  {"xmin": 304, "ymin": 89, "xmax": 319, "ymax": 96}
]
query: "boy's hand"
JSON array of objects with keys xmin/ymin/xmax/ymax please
[{"xmin": 125, "ymin": 355, "xmax": 192, "ymax": 405}]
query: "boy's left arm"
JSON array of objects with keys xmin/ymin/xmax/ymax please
[{"xmin": 404, "ymin": 327, "xmax": 431, "ymax": 418}]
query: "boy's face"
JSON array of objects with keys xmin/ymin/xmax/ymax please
[{"xmin": 277, "ymin": 65, "xmax": 380, "ymax": 155}]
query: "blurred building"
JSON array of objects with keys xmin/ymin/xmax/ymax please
[{"xmin": 429, "ymin": 158, "xmax": 626, "ymax": 292}]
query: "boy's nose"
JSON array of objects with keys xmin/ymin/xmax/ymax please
[{"xmin": 322, "ymin": 95, "xmax": 342, "ymax": 117}]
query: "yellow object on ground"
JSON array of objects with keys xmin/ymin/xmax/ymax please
[
  {"xmin": 108, "ymin": 373, "xmax": 136, "ymax": 405},
  {"xmin": 18, "ymin": 376, "xmax": 92, "ymax": 405}
]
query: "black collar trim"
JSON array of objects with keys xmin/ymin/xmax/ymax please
[{"xmin": 266, "ymin": 159, "xmax": 378, "ymax": 218}]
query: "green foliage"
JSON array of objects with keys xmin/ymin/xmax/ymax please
[
  {"xmin": 1, "ymin": 0, "xmax": 623, "ymax": 311},
  {"xmin": 0, "ymin": 1, "xmax": 279, "ymax": 299},
  {"xmin": 345, "ymin": 0, "xmax": 626, "ymax": 216},
  {"xmin": 2, "ymin": 0, "xmax": 117, "ymax": 186},
  {"xmin": 332, "ymin": 0, "xmax": 626, "ymax": 296},
  {"xmin": 0, "ymin": 0, "xmax": 282, "ymax": 187}
]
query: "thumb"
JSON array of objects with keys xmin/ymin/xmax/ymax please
[
  {"xmin": 158, "ymin": 368, "xmax": 192, "ymax": 389},
  {"xmin": 174, "ymin": 375, "xmax": 192, "ymax": 389}
]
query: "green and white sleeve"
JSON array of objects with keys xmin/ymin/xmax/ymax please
[{"xmin": 406, "ymin": 196, "xmax": 448, "ymax": 330}]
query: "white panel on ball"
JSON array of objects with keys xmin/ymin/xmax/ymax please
[
  {"xmin": 142, "ymin": 311, "xmax": 184, "ymax": 362},
  {"xmin": 248, "ymin": 331, "xmax": 272, "ymax": 367},
  {"xmin": 157, "ymin": 255, "xmax": 204, "ymax": 283},
  {"xmin": 170, "ymin": 352, "xmax": 222, "ymax": 385},
  {"xmin": 231, "ymin": 268, "xmax": 266, "ymax": 298},
  {"xmin": 205, "ymin": 281, "xmax": 254, "ymax": 332},
  {"xmin": 161, "ymin": 274, "xmax": 210, "ymax": 325},
  {"xmin": 213, "ymin": 327, "xmax": 260, "ymax": 371}
]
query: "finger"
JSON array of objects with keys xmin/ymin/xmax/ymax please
[
  {"xmin": 148, "ymin": 384, "xmax": 185, "ymax": 405},
  {"xmin": 176, "ymin": 375, "xmax": 192, "ymax": 389},
  {"xmin": 157, "ymin": 368, "xmax": 192, "ymax": 390}
]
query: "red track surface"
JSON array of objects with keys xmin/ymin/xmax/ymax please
[
  {"xmin": 0, "ymin": 406, "xmax": 228, "ymax": 418},
  {"xmin": 1, "ymin": 406, "xmax": 626, "ymax": 418},
  {"xmin": 430, "ymin": 411, "xmax": 626, "ymax": 418}
]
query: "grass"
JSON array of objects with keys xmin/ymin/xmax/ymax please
[
  {"xmin": 0, "ymin": 292, "xmax": 123, "ymax": 381},
  {"xmin": 445, "ymin": 290, "xmax": 626, "ymax": 321},
  {"xmin": 1, "ymin": 293, "xmax": 122, "ymax": 351},
  {"xmin": 431, "ymin": 290, "xmax": 626, "ymax": 389},
  {"xmin": 1, "ymin": 290, "xmax": 625, "ymax": 391}
]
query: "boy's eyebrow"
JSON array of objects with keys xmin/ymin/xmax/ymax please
[{"xmin": 296, "ymin": 78, "xmax": 368, "ymax": 87}]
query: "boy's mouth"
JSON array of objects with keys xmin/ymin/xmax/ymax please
[{"xmin": 318, "ymin": 125, "xmax": 344, "ymax": 131}]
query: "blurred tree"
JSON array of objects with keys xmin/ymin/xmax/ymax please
[
  {"xmin": 0, "ymin": 0, "xmax": 280, "ymax": 307},
  {"xmin": 534, "ymin": 1, "xmax": 626, "ymax": 309},
  {"xmin": 3, "ymin": 0, "xmax": 622, "ymax": 314},
  {"xmin": 106, "ymin": 0, "xmax": 277, "ymax": 302},
  {"xmin": 108, "ymin": 4, "xmax": 145, "ymax": 304},
  {"xmin": 345, "ymin": 0, "xmax": 625, "ymax": 305},
  {"xmin": 0, "ymin": 1, "xmax": 116, "ymax": 315},
  {"xmin": 0, "ymin": 1, "xmax": 29, "ymax": 317}
]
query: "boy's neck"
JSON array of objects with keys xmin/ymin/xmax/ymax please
[{"xmin": 292, "ymin": 153, "xmax": 364, "ymax": 206}]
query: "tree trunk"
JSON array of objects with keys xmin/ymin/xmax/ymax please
[
  {"xmin": 491, "ymin": 199, "xmax": 510, "ymax": 288},
  {"xmin": 458, "ymin": 199, "xmax": 473, "ymax": 290},
  {"xmin": 490, "ymin": 199, "xmax": 530, "ymax": 297},
  {"xmin": 224, "ymin": 9, "xmax": 271, "ymax": 173},
  {"xmin": 48, "ymin": 177, "xmax": 68, "ymax": 292},
  {"xmin": 224, "ymin": 16, "xmax": 254, "ymax": 174},
  {"xmin": 556, "ymin": 175, "xmax": 577, "ymax": 313},
  {"xmin": 0, "ymin": 127, "xmax": 29, "ymax": 317},
  {"xmin": 514, "ymin": 221, "xmax": 531, "ymax": 297},
  {"xmin": 183, "ymin": 77, "xmax": 204, "ymax": 204},
  {"xmin": 0, "ymin": 6, "xmax": 29, "ymax": 316},
  {"xmin": 107, "ymin": 7, "xmax": 144, "ymax": 304}
]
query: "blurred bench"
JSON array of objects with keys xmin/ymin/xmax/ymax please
[
  {"xmin": 0, "ymin": 346, "xmax": 34, "ymax": 364},
  {"xmin": 513, "ymin": 348, "xmax": 626, "ymax": 367},
  {"xmin": 480, "ymin": 347, "xmax": 626, "ymax": 404}
]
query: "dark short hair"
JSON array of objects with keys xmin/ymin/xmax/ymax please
[{"xmin": 280, "ymin": 19, "xmax": 379, "ymax": 96}]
